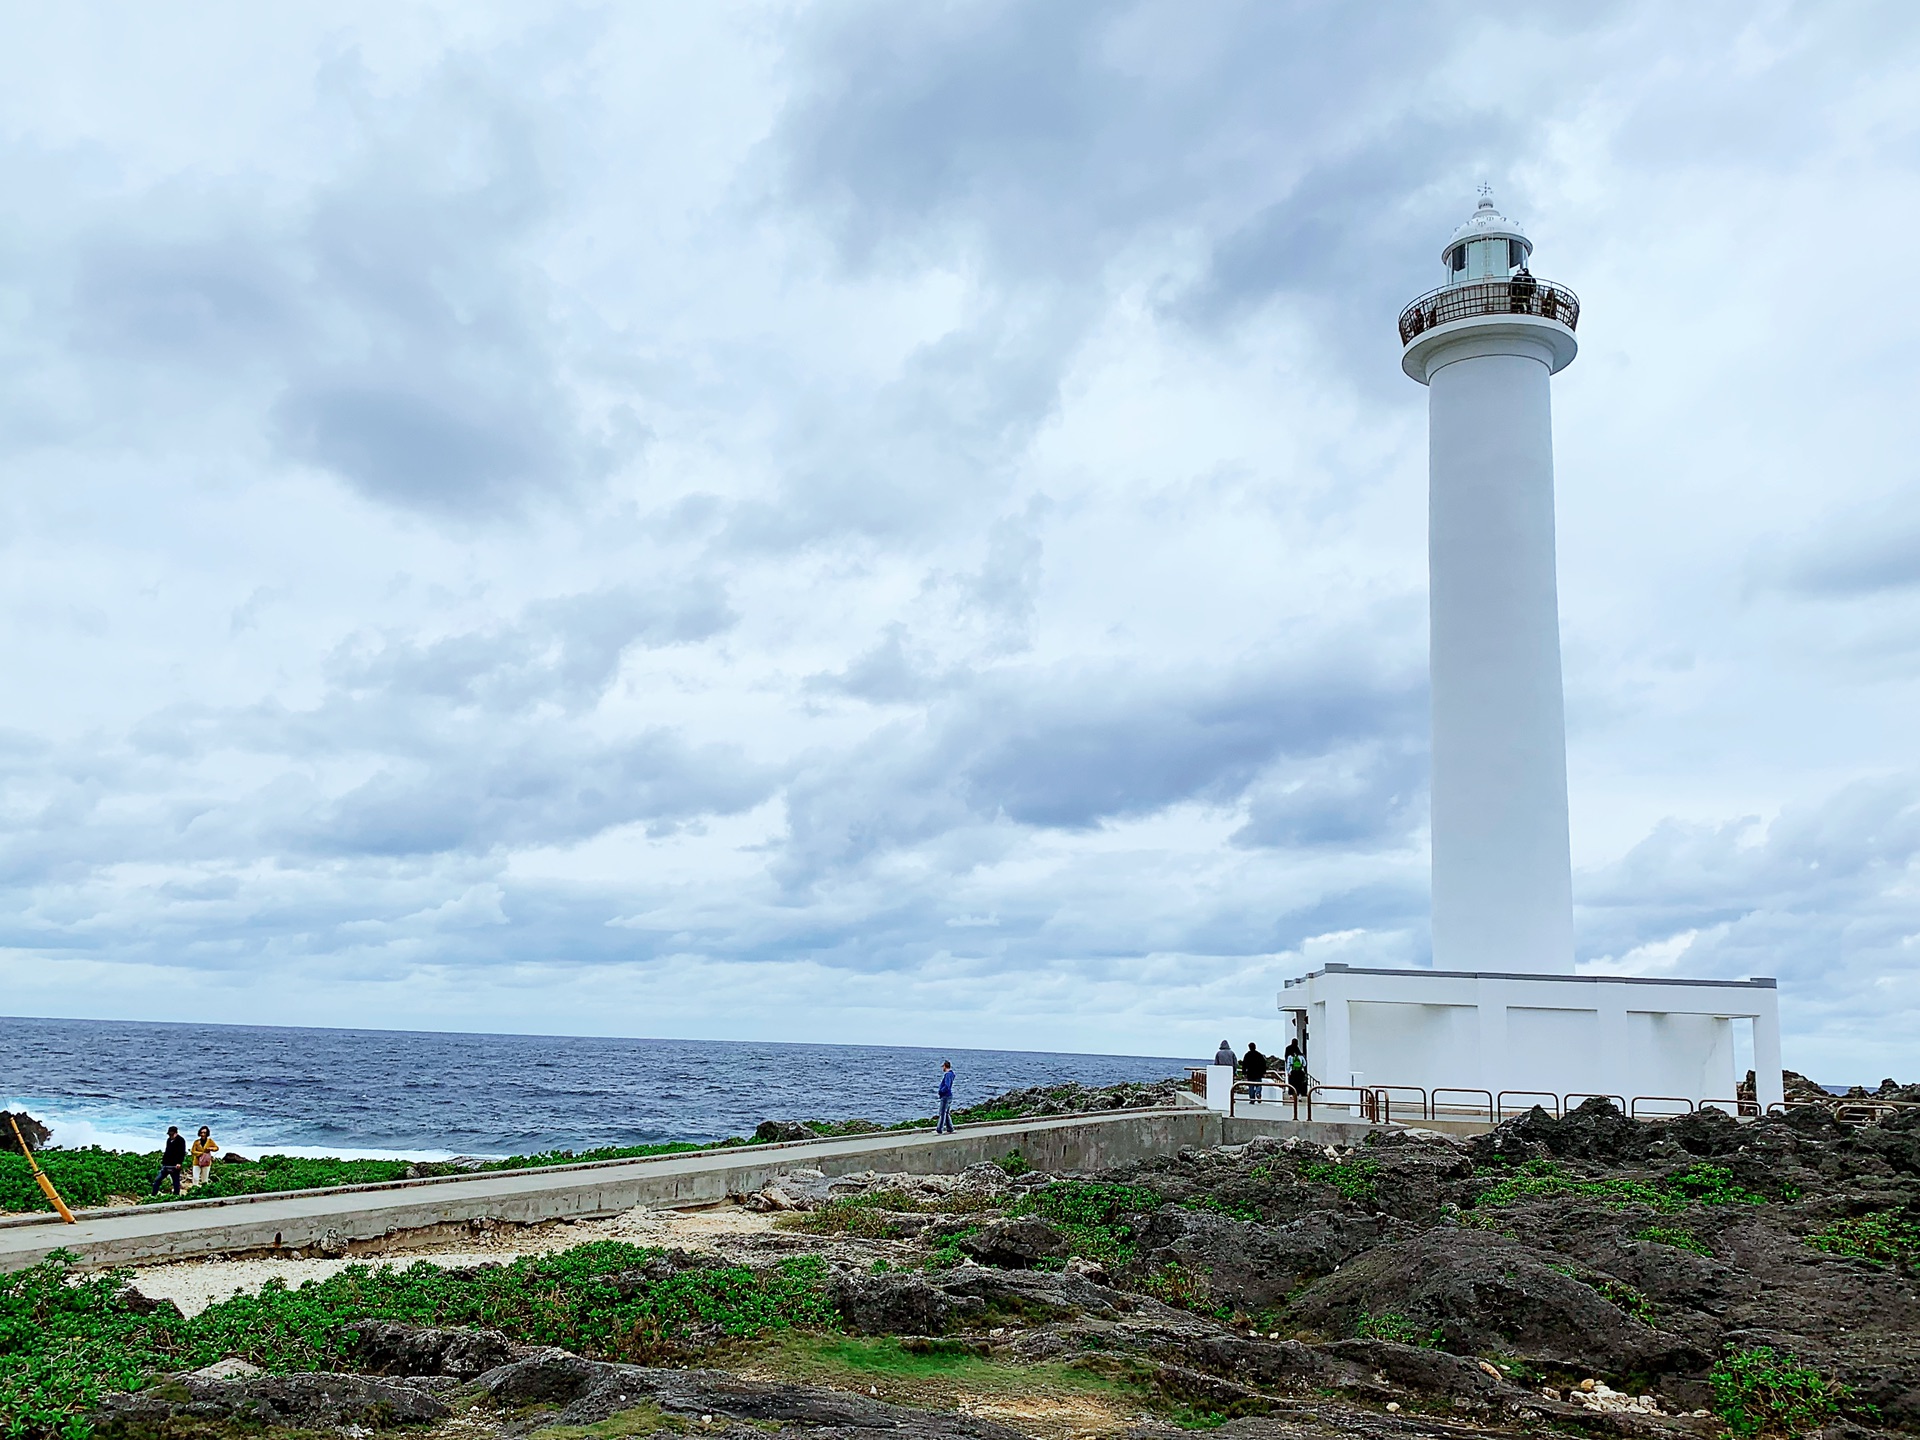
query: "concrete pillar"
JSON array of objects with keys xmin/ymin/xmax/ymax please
[
  {"xmin": 1205, "ymin": 1066, "xmax": 1234, "ymax": 1112},
  {"xmin": 1751, "ymin": 981, "xmax": 1785, "ymax": 1111},
  {"xmin": 1596, "ymin": 982, "xmax": 1630, "ymax": 1106},
  {"xmin": 1476, "ymin": 980, "xmax": 1509, "ymax": 1099},
  {"xmin": 1319, "ymin": 996, "xmax": 1352, "ymax": 1090}
]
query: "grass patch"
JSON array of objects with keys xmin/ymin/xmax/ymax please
[
  {"xmin": 0, "ymin": 1242, "xmax": 837, "ymax": 1435},
  {"xmin": 1709, "ymin": 1346, "xmax": 1851, "ymax": 1437},
  {"xmin": 1353, "ymin": 1311, "xmax": 1443, "ymax": 1347},
  {"xmin": 1804, "ymin": 1211, "xmax": 1920, "ymax": 1267},
  {"xmin": 530, "ymin": 1403, "xmax": 683, "ymax": 1437},
  {"xmin": 745, "ymin": 1334, "xmax": 1246, "ymax": 1432}
]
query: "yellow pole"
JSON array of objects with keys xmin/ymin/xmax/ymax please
[{"xmin": 8, "ymin": 1115, "xmax": 77, "ymax": 1224}]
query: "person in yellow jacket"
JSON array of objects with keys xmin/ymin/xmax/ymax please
[{"xmin": 188, "ymin": 1126, "xmax": 220, "ymax": 1189}]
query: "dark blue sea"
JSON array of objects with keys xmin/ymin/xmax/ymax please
[{"xmin": 0, "ymin": 1016, "xmax": 1190, "ymax": 1161}]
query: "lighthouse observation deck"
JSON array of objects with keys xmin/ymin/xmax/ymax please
[{"xmin": 1398, "ymin": 276, "xmax": 1580, "ymax": 346}]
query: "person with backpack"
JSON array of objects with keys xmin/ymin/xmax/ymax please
[
  {"xmin": 1286, "ymin": 1044, "xmax": 1309, "ymax": 1097},
  {"xmin": 151, "ymin": 1126, "xmax": 188, "ymax": 1195},
  {"xmin": 936, "ymin": 1061, "xmax": 956, "ymax": 1133}
]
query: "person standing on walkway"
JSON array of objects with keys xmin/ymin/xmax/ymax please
[
  {"xmin": 1243, "ymin": 1043, "xmax": 1268, "ymax": 1103},
  {"xmin": 188, "ymin": 1126, "xmax": 220, "ymax": 1190},
  {"xmin": 151, "ymin": 1126, "xmax": 187, "ymax": 1195},
  {"xmin": 936, "ymin": 1061, "xmax": 956, "ymax": 1133},
  {"xmin": 1213, "ymin": 1040, "xmax": 1235, "ymax": 1067}
]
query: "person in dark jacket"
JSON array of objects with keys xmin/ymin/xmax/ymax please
[
  {"xmin": 151, "ymin": 1126, "xmax": 187, "ymax": 1195},
  {"xmin": 936, "ymin": 1061, "xmax": 956, "ymax": 1134},
  {"xmin": 1243, "ymin": 1043, "xmax": 1268, "ymax": 1102}
]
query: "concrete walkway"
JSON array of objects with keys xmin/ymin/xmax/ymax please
[{"xmin": 1, "ymin": 1106, "xmax": 1382, "ymax": 1272}]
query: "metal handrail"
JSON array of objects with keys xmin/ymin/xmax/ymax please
[
  {"xmin": 1398, "ymin": 275, "xmax": 1581, "ymax": 346},
  {"xmin": 1228, "ymin": 1077, "xmax": 1298, "ymax": 1120},
  {"xmin": 1630, "ymin": 1095, "xmax": 1696, "ymax": 1118},
  {"xmin": 1372, "ymin": 1085, "xmax": 1430, "ymax": 1123},
  {"xmin": 1563, "ymin": 1093, "xmax": 1628, "ymax": 1113},
  {"xmin": 1309, "ymin": 1085, "xmax": 1380, "ymax": 1123},
  {"xmin": 1431, "ymin": 1088, "xmax": 1495, "ymax": 1122},
  {"xmin": 1497, "ymin": 1090, "xmax": 1561, "ymax": 1120}
]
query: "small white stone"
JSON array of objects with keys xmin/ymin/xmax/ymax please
[{"xmin": 1386, "ymin": 1402, "xmax": 1401, "ymax": 1412}]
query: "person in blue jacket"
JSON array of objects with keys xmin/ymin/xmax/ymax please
[{"xmin": 936, "ymin": 1061, "xmax": 956, "ymax": 1133}]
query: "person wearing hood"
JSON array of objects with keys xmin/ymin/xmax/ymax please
[{"xmin": 1213, "ymin": 1040, "xmax": 1235, "ymax": 1067}]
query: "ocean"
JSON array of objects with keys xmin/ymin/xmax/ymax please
[{"xmin": 0, "ymin": 1016, "xmax": 1191, "ymax": 1161}]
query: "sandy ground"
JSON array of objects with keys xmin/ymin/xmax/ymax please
[{"xmin": 128, "ymin": 1203, "xmax": 779, "ymax": 1316}]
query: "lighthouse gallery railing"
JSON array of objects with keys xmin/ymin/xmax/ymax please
[{"xmin": 1398, "ymin": 276, "xmax": 1581, "ymax": 346}]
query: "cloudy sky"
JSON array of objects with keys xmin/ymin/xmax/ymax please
[{"xmin": 1, "ymin": 2, "xmax": 1917, "ymax": 1079}]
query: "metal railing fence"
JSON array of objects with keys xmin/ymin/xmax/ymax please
[{"xmin": 1398, "ymin": 275, "xmax": 1581, "ymax": 345}]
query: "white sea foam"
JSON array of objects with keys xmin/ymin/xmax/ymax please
[{"xmin": 3, "ymin": 1096, "xmax": 495, "ymax": 1163}]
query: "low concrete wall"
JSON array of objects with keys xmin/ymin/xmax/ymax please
[{"xmin": 0, "ymin": 1106, "xmax": 1408, "ymax": 1272}]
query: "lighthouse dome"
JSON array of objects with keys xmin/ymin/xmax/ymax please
[{"xmin": 1442, "ymin": 191, "xmax": 1532, "ymax": 282}]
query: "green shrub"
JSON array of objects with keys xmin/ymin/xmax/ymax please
[
  {"xmin": 3, "ymin": 1140, "xmax": 719, "ymax": 1217},
  {"xmin": 1471, "ymin": 1157, "xmax": 1764, "ymax": 1215},
  {"xmin": 995, "ymin": 1151, "xmax": 1031, "ymax": 1177},
  {"xmin": 1661, "ymin": 1163, "xmax": 1768, "ymax": 1207},
  {"xmin": 0, "ymin": 1242, "xmax": 837, "ymax": 1433},
  {"xmin": 1473, "ymin": 1157, "xmax": 1676, "ymax": 1212},
  {"xmin": 1352, "ymin": 1311, "xmax": 1442, "ymax": 1348},
  {"xmin": 1009, "ymin": 1181, "xmax": 1166, "ymax": 1268},
  {"xmin": 1804, "ymin": 1211, "xmax": 1920, "ymax": 1267},
  {"xmin": 0, "ymin": 1148, "xmax": 160, "ymax": 1212},
  {"xmin": 1298, "ymin": 1156, "xmax": 1378, "ymax": 1201},
  {"xmin": 1180, "ymin": 1194, "xmax": 1258, "ymax": 1222},
  {"xmin": 1638, "ymin": 1225, "xmax": 1712, "ymax": 1255},
  {"xmin": 1708, "ymin": 1346, "xmax": 1850, "ymax": 1437}
]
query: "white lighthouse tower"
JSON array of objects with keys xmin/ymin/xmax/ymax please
[
  {"xmin": 1403, "ymin": 190, "xmax": 1577, "ymax": 976},
  {"xmin": 1271, "ymin": 193, "xmax": 1786, "ymax": 1119}
]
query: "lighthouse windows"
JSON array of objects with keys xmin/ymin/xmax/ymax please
[{"xmin": 1447, "ymin": 244, "xmax": 1466, "ymax": 274}]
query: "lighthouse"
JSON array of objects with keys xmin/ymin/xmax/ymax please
[
  {"xmin": 1268, "ymin": 193, "xmax": 1785, "ymax": 1119},
  {"xmin": 1400, "ymin": 190, "xmax": 1578, "ymax": 976}
]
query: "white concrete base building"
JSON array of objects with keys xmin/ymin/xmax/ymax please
[
  {"xmin": 1265, "ymin": 194, "xmax": 1786, "ymax": 1119},
  {"xmin": 1279, "ymin": 964, "xmax": 1785, "ymax": 1114}
]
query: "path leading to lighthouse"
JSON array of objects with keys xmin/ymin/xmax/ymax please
[{"xmin": 0, "ymin": 1105, "xmax": 1387, "ymax": 1272}]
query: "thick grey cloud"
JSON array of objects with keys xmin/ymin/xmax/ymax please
[{"xmin": 0, "ymin": 2, "xmax": 1916, "ymax": 1070}]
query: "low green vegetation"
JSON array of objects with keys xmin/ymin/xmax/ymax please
[
  {"xmin": 1009, "ymin": 1181, "xmax": 1167, "ymax": 1268},
  {"xmin": 0, "ymin": 1147, "xmax": 160, "ymax": 1212},
  {"xmin": 1352, "ymin": 1311, "xmax": 1442, "ymax": 1348},
  {"xmin": 751, "ymin": 1333, "xmax": 1245, "ymax": 1432},
  {"xmin": 1298, "ymin": 1156, "xmax": 1379, "ymax": 1201},
  {"xmin": 1472, "ymin": 1158, "xmax": 1773, "ymax": 1215},
  {"xmin": 1, "ymin": 1140, "xmax": 722, "ymax": 1217},
  {"xmin": 1708, "ymin": 1346, "xmax": 1852, "ymax": 1437},
  {"xmin": 1638, "ymin": 1224, "xmax": 1713, "ymax": 1255},
  {"xmin": 0, "ymin": 1243, "xmax": 836, "ymax": 1436},
  {"xmin": 1804, "ymin": 1211, "xmax": 1920, "ymax": 1267},
  {"xmin": 1180, "ymin": 1194, "xmax": 1258, "ymax": 1222}
]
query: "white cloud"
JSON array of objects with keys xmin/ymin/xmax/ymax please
[{"xmin": 0, "ymin": 2, "xmax": 1916, "ymax": 1077}]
